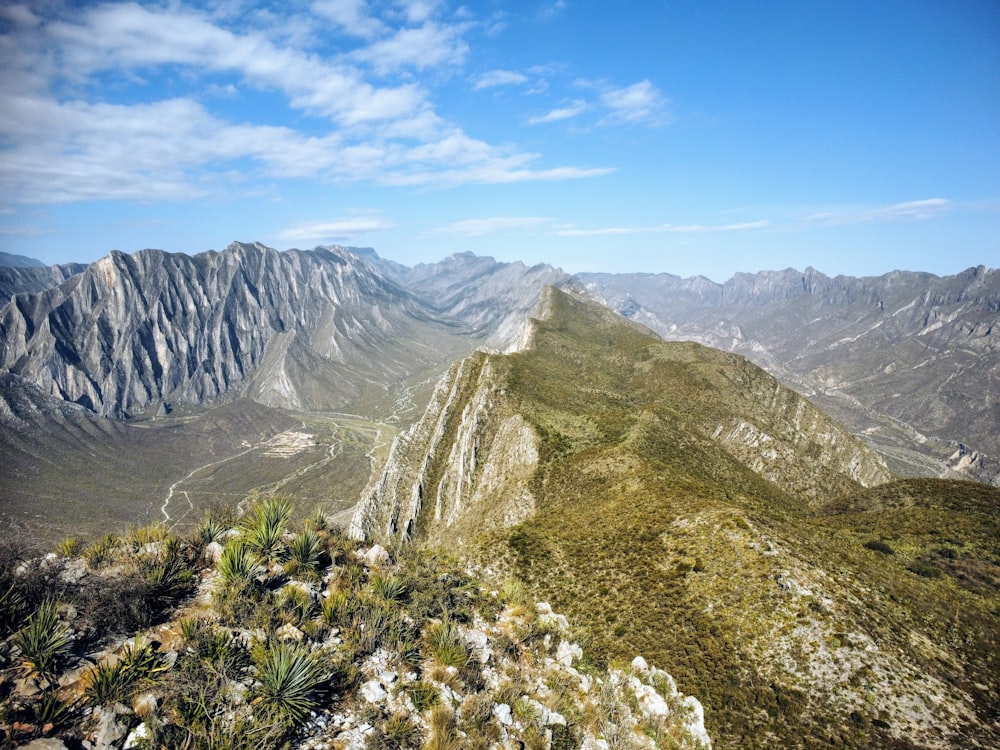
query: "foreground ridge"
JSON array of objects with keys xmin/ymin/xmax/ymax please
[{"xmin": 0, "ymin": 498, "xmax": 710, "ymax": 749}]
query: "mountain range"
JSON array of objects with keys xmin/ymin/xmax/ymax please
[{"xmin": 0, "ymin": 242, "xmax": 997, "ymax": 748}]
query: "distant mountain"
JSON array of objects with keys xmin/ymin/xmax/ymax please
[
  {"xmin": 578, "ymin": 265, "xmax": 1000, "ymax": 484},
  {"xmin": 0, "ymin": 260, "xmax": 87, "ymax": 300},
  {"xmin": 385, "ymin": 251, "xmax": 570, "ymax": 350},
  {"xmin": 0, "ymin": 251, "xmax": 46, "ymax": 267},
  {"xmin": 353, "ymin": 287, "xmax": 999, "ymax": 748},
  {"xmin": 0, "ymin": 242, "xmax": 474, "ymax": 418}
]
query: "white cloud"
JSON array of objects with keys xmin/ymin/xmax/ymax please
[
  {"xmin": 353, "ymin": 21, "xmax": 469, "ymax": 74},
  {"xmin": 804, "ymin": 199, "xmax": 950, "ymax": 226},
  {"xmin": 555, "ymin": 220, "xmax": 770, "ymax": 237},
  {"xmin": 436, "ymin": 217, "xmax": 551, "ymax": 236},
  {"xmin": 473, "ymin": 69, "xmax": 528, "ymax": 90},
  {"xmin": 597, "ymin": 80, "xmax": 670, "ymax": 126},
  {"xmin": 538, "ymin": 1, "xmax": 568, "ymax": 20},
  {"xmin": 528, "ymin": 100, "xmax": 587, "ymax": 125},
  {"xmin": 277, "ymin": 217, "xmax": 392, "ymax": 242},
  {"xmin": 0, "ymin": 1, "xmax": 612, "ymax": 206},
  {"xmin": 311, "ymin": 0, "xmax": 385, "ymax": 38}
]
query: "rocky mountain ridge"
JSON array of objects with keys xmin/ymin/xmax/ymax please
[
  {"xmin": 578, "ymin": 265, "xmax": 1000, "ymax": 484},
  {"xmin": 351, "ymin": 287, "xmax": 1000, "ymax": 748},
  {"xmin": 0, "ymin": 243, "xmax": 473, "ymax": 418}
]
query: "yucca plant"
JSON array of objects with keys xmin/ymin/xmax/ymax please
[
  {"xmin": 56, "ymin": 537, "xmax": 81, "ymax": 557},
  {"xmin": 84, "ymin": 635, "xmax": 166, "ymax": 705},
  {"xmin": 241, "ymin": 496, "xmax": 293, "ymax": 564},
  {"xmin": 251, "ymin": 640, "xmax": 328, "ymax": 726},
  {"xmin": 198, "ymin": 515, "xmax": 227, "ymax": 545},
  {"xmin": 308, "ymin": 506, "xmax": 329, "ymax": 532},
  {"xmin": 286, "ymin": 529, "xmax": 321, "ymax": 576},
  {"xmin": 127, "ymin": 521, "xmax": 170, "ymax": 549},
  {"xmin": 369, "ymin": 572, "xmax": 407, "ymax": 603},
  {"xmin": 321, "ymin": 589, "xmax": 354, "ymax": 626},
  {"xmin": 422, "ymin": 619, "xmax": 469, "ymax": 669},
  {"xmin": 218, "ymin": 542, "xmax": 265, "ymax": 584},
  {"xmin": 141, "ymin": 538, "xmax": 196, "ymax": 613},
  {"xmin": 84, "ymin": 532, "xmax": 119, "ymax": 569},
  {"xmin": 12, "ymin": 598, "xmax": 72, "ymax": 686}
]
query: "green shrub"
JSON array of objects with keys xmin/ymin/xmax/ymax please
[
  {"xmin": 423, "ymin": 620, "xmax": 469, "ymax": 669},
  {"xmin": 286, "ymin": 529, "xmax": 322, "ymax": 576},
  {"xmin": 197, "ymin": 515, "xmax": 227, "ymax": 545},
  {"xmin": 863, "ymin": 540, "xmax": 894, "ymax": 555},
  {"xmin": 12, "ymin": 598, "xmax": 72, "ymax": 685},
  {"xmin": 368, "ymin": 713, "xmax": 420, "ymax": 750},
  {"xmin": 908, "ymin": 561, "xmax": 942, "ymax": 578},
  {"xmin": 56, "ymin": 537, "xmax": 82, "ymax": 557},
  {"xmin": 405, "ymin": 680, "xmax": 440, "ymax": 711},
  {"xmin": 242, "ymin": 496, "xmax": 293, "ymax": 563},
  {"xmin": 369, "ymin": 572, "xmax": 407, "ymax": 603},
  {"xmin": 218, "ymin": 541, "xmax": 265, "ymax": 584},
  {"xmin": 84, "ymin": 533, "xmax": 119, "ymax": 568},
  {"xmin": 251, "ymin": 640, "xmax": 329, "ymax": 726}
]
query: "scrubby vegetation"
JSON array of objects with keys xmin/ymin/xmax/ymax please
[{"xmin": 0, "ymin": 498, "xmax": 710, "ymax": 749}]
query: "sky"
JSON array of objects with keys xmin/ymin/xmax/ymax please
[{"xmin": 1, "ymin": 0, "xmax": 998, "ymax": 282}]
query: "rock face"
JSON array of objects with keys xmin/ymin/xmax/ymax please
[
  {"xmin": 578, "ymin": 265, "xmax": 1000, "ymax": 483},
  {"xmin": 353, "ymin": 287, "xmax": 890, "ymax": 542},
  {"xmin": 0, "ymin": 242, "xmax": 468, "ymax": 417},
  {"xmin": 0, "ymin": 262, "xmax": 86, "ymax": 300},
  {"xmin": 352, "ymin": 351, "xmax": 539, "ymax": 543}
]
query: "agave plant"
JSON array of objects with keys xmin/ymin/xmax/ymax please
[
  {"xmin": 84, "ymin": 635, "xmax": 166, "ymax": 705},
  {"xmin": 286, "ymin": 529, "xmax": 321, "ymax": 575},
  {"xmin": 218, "ymin": 541, "xmax": 265, "ymax": 584},
  {"xmin": 252, "ymin": 640, "xmax": 328, "ymax": 725},
  {"xmin": 198, "ymin": 515, "xmax": 227, "ymax": 545},
  {"xmin": 369, "ymin": 572, "xmax": 407, "ymax": 603},
  {"xmin": 242, "ymin": 496, "xmax": 293, "ymax": 563},
  {"xmin": 12, "ymin": 598, "xmax": 72, "ymax": 686}
]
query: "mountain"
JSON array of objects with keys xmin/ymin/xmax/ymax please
[
  {"xmin": 353, "ymin": 287, "xmax": 999, "ymax": 748},
  {"xmin": 0, "ymin": 251, "xmax": 46, "ymax": 268},
  {"xmin": 0, "ymin": 261, "xmax": 87, "ymax": 300},
  {"xmin": 385, "ymin": 251, "xmax": 570, "ymax": 350},
  {"xmin": 0, "ymin": 242, "xmax": 473, "ymax": 418},
  {"xmin": 578, "ymin": 266, "xmax": 1000, "ymax": 484}
]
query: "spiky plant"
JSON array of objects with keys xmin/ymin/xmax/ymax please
[
  {"xmin": 198, "ymin": 515, "xmax": 227, "ymax": 545},
  {"xmin": 12, "ymin": 598, "xmax": 72, "ymax": 686},
  {"xmin": 423, "ymin": 619, "xmax": 469, "ymax": 669},
  {"xmin": 56, "ymin": 537, "xmax": 81, "ymax": 557},
  {"xmin": 309, "ymin": 506, "xmax": 329, "ymax": 532},
  {"xmin": 83, "ymin": 532, "xmax": 119, "ymax": 569},
  {"xmin": 243, "ymin": 496, "xmax": 293, "ymax": 563},
  {"xmin": 286, "ymin": 529, "xmax": 321, "ymax": 576},
  {"xmin": 251, "ymin": 640, "xmax": 328, "ymax": 726},
  {"xmin": 369, "ymin": 572, "xmax": 407, "ymax": 603},
  {"xmin": 84, "ymin": 636, "xmax": 166, "ymax": 706},
  {"xmin": 141, "ymin": 538, "xmax": 196, "ymax": 613},
  {"xmin": 127, "ymin": 521, "xmax": 170, "ymax": 549},
  {"xmin": 321, "ymin": 589, "xmax": 354, "ymax": 626},
  {"xmin": 218, "ymin": 541, "xmax": 265, "ymax": 584}
]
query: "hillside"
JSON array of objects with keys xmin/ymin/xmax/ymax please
[
  {"xmin": 354, "ymin": 288, "xmax": 1000, "ymax": 748},
  {"xmin": 578, "ymin": 265, "xmax": 1000, "ymax": 484},
  {"xmin": 0, "ymin": 498, "xmax": 711, "ymax": 749}
]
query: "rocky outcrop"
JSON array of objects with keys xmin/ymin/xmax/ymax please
[
  {"xmin": 0, "ymin": 243, "xmax": 468, "ymax": 417},
  {"xmin": 352, "ymin": 351, "xmax": 538, "ymax": 543},
  {"xmin": 0, "ymin": 262, "xmax": 86, "ymax": 300}
]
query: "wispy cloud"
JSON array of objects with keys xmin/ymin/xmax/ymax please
[
  {"xmin": 473, "ymin": 69, "xmax": 529, "ymax": 90},
  {"xmin": 597, "ymin": 80, "xmax": 671, "ymax": 126},
  {"xmin": 538, "ymin": 1, "xmax": 569, "ymax": 20},
  {"xmin": 528, "ymin": 100, "xmax": 588, "ymax": 125},
  {"xmin": 435, "ymin": 216, "xmax": 552, "ymax": 236},
  {"xmin": 555, "ymin": 220, "xmax": 770, "ymax": 236},
  {"xmin": 277, "ymin": 217, "xmax": 392, "ymax": 242},
  {"xmin": 804, "ymin": 198, "xmax": 951, "ymax": 226},
  {"xmin": 0, "ymin": 2, "xmax": 609, "ymax": 206}
]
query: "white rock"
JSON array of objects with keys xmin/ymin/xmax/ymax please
[
  {"xmin": 362, "ymin": 544, "xmax": 390, "ymax": 566},
  {"xmin": 204, "ymin": 541, "xmax": 224, "ymax": 563},
  {"xmin": 123, "ymin": 722, "xmax": 149, "ymax": 749},
  {"xmin": 556, "ymin": 640, "xmax": 582, "ymax": 666},
  {"xmin": 633, "ymin": 682, "xmax": 670, "ymax": 719},
  {"xmin": 631, "ymin": 656, "xmax": 649, "ymax": 672},
  {"xmin": 581, "ymin": 738, "xmax": 610, "ymax": 750},
  {"xmin": 682, "ymin": 695, "xmax": 712, "ymax": 748},
  {"xmin": 493, "ymin": 703, "xmax": 513, "ymax": 726},
  {"xmin": 360, "ymin": 679, "xmax": 387, "ymax": 703},
  {"xmin": 276, "ymin": 623, "xmax": 305, "ymax": 642}
]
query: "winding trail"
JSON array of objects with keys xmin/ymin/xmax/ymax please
[{"xmin": 161, "ymin": 442, "xmax": 261, "ymax": 523}]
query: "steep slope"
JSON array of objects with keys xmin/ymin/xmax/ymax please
[
  {"xmin": 578, "ymin": 266, "xmax": 1000, "ymax": 484},
  {"xmin": 0, "ymin": 242, "xmax": 470, "ymax": 418},
  {"xmin": 354, "ymin": 288, "xmax": 998, "ymax": 748}
]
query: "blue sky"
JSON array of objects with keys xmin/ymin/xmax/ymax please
[{"xmin": 1, "ymin": 0, "xmax": 998, "ymax": 281}]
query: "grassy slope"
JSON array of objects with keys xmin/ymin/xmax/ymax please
[{"xmin": 457, "ymin": 291, "xmax": 999, "ymax": 748}]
